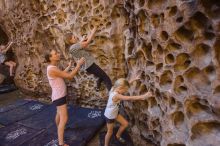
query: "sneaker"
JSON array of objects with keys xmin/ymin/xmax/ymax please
[
  {"xmin": 116, "ymin": 137, "xmax": 126, "ymax": 144},
  {"xmin": 95, "ymin": 87, "xmax": 100, "ymax": 92},
  {"xmin": 95, "ymin": 85, "xmax": 105, "ymax": 92}
]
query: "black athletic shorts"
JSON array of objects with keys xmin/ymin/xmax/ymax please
[
  {"xmin": 105, "ymin": 116, "xmax": 115, "ymax": 123},
  {"xmin": 53, "ymin": 96, "xmax": 67, "ymax": 106}
]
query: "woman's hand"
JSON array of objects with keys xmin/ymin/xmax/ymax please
[
  {"xmin": 93, "ymin": 25, "xmax": 97, "ymax": 31},
  {"xmin": 64, "ymin": 60, "xmax": 72, "ymax": 72},
  {"xmin": 76, "ymin": 57, "xmax": 85, "ymax": 67},
  {"xmin": 8, "ymin": 41, "xmax": 13, "ymax": 46},
  {"xmin": 3, "ymin": 41, "xmax": 14, "ymax": 53},
  {"xmin": 67, "ymin": 61, "xmax": 72, "ymax": 67},
  {"xmin": 81, "ymin": 34, "xmax": 88, "ymax": 42}
]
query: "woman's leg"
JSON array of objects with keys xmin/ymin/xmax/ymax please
[
  {"xmin": 115, "ymin": 114, "xmax": 129, "ymax": 139},
  {"xmin": 11, "ymin": 61, "xmax": 16, "ymax": 67},
  {"xmin": 55, "ymin": 111, "xmax": 60, "ymax": 127},
  {"xmin": 4, "ymin": 61, "xmax": 14, "ymax": 76},
  {"xmin": 9, "ymin": 61, "xmax": 16, "ymax": 74},
  {"xmin": 11, "ymin": 61, "xmax": 16, "ymax": 74},
  {"xmin": 57, "ymin": 104, "xmax": 69, "ymax": 146},
  {"xmin": 104, "ymin": 122, "xmax": 114, "ymax": 146},
  {"xmin": 86, "ymin": 63, "xmax": 112, "ymax": 91}
]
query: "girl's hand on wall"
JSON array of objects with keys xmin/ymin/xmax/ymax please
[
  {"xmin": 143, "ymin": 91, "xmax": 153, "ymax": 100},
  {"xmin": 68, "ymin": 61, "xmax": 72, "ymax": 67}
]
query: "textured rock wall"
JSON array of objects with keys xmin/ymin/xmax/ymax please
[
  {"xmin": 0, "ymin": 0, "xmax": 220, "ymax": 146},
  {"xmin": 0, "ymin": 0, "xmax": 128, "ymax": 107}
]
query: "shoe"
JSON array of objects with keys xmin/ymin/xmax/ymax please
[
  {"xmin": 116, "ymin": 137, "xmax": 126, "ymax": 144},
  {"xmin": 95, "ymin": 87, "xmax": 100, "ymax": 92}
]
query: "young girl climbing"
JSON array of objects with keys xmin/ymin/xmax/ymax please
[
  {"xmin": 104, "ymin": 78, "xmax": 152, "ymax": 146},
  {"xmin": 65, "ymin": 26, "xmax": 112, "ymax": 91}
]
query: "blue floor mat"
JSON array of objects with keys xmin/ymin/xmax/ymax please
[
  {"xmin": 46, "ymin": 105, "xmax": 105, "ymax": 143},
  {"xmin": 0, "ymin": 100, "xmax": 105, "ymax": 146},
  {"xmin": 67, "ymin": 106, "xmax": 105, "ymax": 129},
  {"xmin": 0, "ymin": 99, "xmax": 29, "ymax": 113},
  {"xmin": 66, "ymin": 106, "xmax": 106, "ymax": 143},
  {"xmin": 99, "ymin": 127, "xmax": 134, "ymax": 146},
  {"xmin": 22, "ymin": 130, "xmax": 86, "ymax": 146},
  {"xmin": 45, "ymin": 123, "xmax": 92, "ymax": 143},
  {"xmin": 45, "ymin": 105, "xmax": 105, "ymax": 144},
  {"xmin": 0, "ymin": 84, "xmax": 17, "ymax": 94},
  {"xmin": 0, "ymin": 123, "xmax": 42, "ymax": 146},
  {"xmin": 0, "ymin": 100, "xmax": 48, "ymax": 125},
  {"xmin": 19, "ymin": 104, "xmax": 75, "ymax": 130},
  {"xmin": 18, "ymin": 104, "xmax": 56, "ymax": 130}
]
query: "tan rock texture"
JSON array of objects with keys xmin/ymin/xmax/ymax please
[{"xmin": 0, "ymin": 0, "xmax": 220, "ymax": 146}]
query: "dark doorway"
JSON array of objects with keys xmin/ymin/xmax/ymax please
[{"xmin": 0, "ymin": 25, "xmax": 9, "ymax": 45}]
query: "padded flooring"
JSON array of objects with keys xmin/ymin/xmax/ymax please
[{"xmin": 0, "ymin": 99, "xmax": 105, "ymax": 146}]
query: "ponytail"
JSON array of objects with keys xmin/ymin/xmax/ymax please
[{"xmin": 112, "ymin": 78, "xmax": 130, "ymax": 91}]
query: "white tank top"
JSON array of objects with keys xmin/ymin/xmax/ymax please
[
  {"xmin": 47, "ymin": 65, "xmax": 67, "ymax": 101},
  {"xmin": 104, "ymin": 90, "xmax": 120, "ymax": 119}
]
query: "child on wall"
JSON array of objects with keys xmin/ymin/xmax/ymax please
[
  {"xmin": 104, "ymin": 78, "xmax": 152, "ymax": 146},
  {"xmin": 0, "ymin": 41, "xmax": 16, "ymax": 76},
  {"xmin": 65, "ymin": 26, "xmax": 112, "ymax": 91}
]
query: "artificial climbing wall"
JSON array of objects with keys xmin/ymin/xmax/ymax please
[{"xmin": 0, "ymin": 0, "xmax": 220, "ymax": 146}]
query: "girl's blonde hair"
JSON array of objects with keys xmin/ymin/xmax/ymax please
[
  {"xmin": 64, "ymin": 33, "xmax": 73, "ymax": 45},
  {"xmin": 112, "ymin": 78, "xmax": 130, "ymax": 91}
]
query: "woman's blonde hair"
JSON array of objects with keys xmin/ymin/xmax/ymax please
[{"xmin": 112, "ymin": 78, "xmax": 130, "ymax": 91}]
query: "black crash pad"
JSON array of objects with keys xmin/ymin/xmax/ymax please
[
  {"xmin": 0, "ymin": 100, "xmax": 48, "ymax": 125},
  {"xmin": 22, "ymin": 131, "xmax": 86, "ymax": 146},
  {"xmin": 0, "ymin": 84, "xmax": 17, "ymax": 94},
  {"xmin": 46, "ymin": 106, "xmax": 105, "ymax": 144},
  {"xmin": 18, "ymin": 104, "xmax": 57, "ymax": 130},
  {"xmin": 0, "ymin": 99, "xmax": 29, "ymax": 113},
  {"xmin": 67, "ymin": 106, "xmax": 105, "ymax": 129},
  {"xmin": 0, "ymin": 100, "xmax": 105, "ymax": 146},
  {"xmin": 19, "ymin": 104, "xmax": 76, "ymax": 131},
  {"xmin": 99, "ymin": 127, "xmax": 134, "ymax": 146},
  {"xmin": 66, "ymin": 106, "xmax": 105, "ymax": 142},
  {"xmin": 17, "ymin": 104, "xmax": 105, "ymax": 146},
  {"xmin": 0, "ymin": 123, "xmax": 41, "ymax": 146}
]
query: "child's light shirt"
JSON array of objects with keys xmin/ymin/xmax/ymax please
[{"xmin": 104, "ymin": 90, "xmax": 121, "ymax": 119}]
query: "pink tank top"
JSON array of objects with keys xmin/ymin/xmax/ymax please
[{"xmin": 47, "ymin": 65, "xmax": 67, "ymax": 101}]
